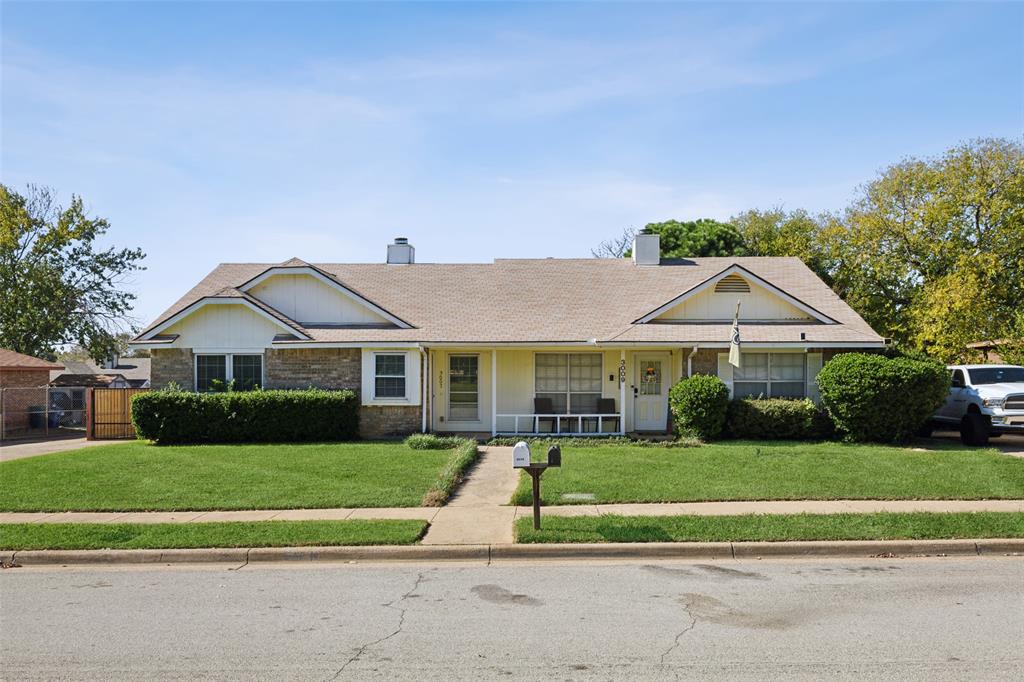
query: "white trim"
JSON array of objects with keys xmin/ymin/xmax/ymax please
[
  {"xmin": 360, "ymin": 349, "xmax": 421, "ymax": 406},
  {"xmin": 264, "ymin": 340, "xmax": 884, "ymax": 349},
  {"xmin": 193, "ymin": 352, "xmax": 265, "ymax": 392},
  {"xmin": 420, "ymin": 349, "xmax": 428, "ymax": 433},
  {"xmin": 239, "ymin": 266, "xmax": 412, "ymax": 329},
  {"xmin": 619, "ymin": 350, "xmax": 626, "ymax": 435},
  {"xmin": 491, "ymin": 349, "xmax": 497, "ymax": 438},
  {"xmin": 633, "ymin": 264, "xmax": 839, "ymax": 325},
  {"xmin": 532, "ymin": 351, "xmax": 605, "ymax": 417},
  {"xmin": 271, "ymin": 342, "xmax": 422, "ymax": 349},
  {"xmin": 138, "ymin": 298, "xmax": 312, "ymax": 341}
]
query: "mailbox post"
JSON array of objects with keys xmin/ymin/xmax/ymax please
[{"xmin": 513, "ymin": 442, "xmax": 561, "ymax": 530}]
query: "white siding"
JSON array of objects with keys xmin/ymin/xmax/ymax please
[
  {"xmin": 657, "ymin": 280, "xmax": 812, "ymax": 321},
  {"xmin": 249, "ymin": 274, "xmax": 390, "ymax": 326},
  {"xmin": 165, "ymin": 304, "xmax": 281, "ymax": 350}
]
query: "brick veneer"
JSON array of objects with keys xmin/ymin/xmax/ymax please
[
  {"xmin": 0, "ymin": 369, "xmax": 51, "ymax": 435},
  {"xmin": 150, "ymin": 348, "xmax": 193, "ymax": 390},
  {"xmin": 265, "ymin": 348, "xmax": 360, "ymax": 390}
]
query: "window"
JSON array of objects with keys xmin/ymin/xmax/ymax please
[
  {"xmin": 448, "ymin": 355, "xmax": 479, "ymax": 421},
  {"xmin": 536, "ymin": 353, "xmax": 602, "ymax": 414},
  {"xmin": 195, "ymin": 354, "xmax": 262, "ymax": 392},
  {"xmin": 196, "ymin": 355, "xmax": 228, "ymax": 392},
  {"xmin": 733, "ymin": 353, "xmax": 805, "ymax": 399},
  {"xmin": 374, "ymin": 354, "xmax": 406, "ymax": 399}
]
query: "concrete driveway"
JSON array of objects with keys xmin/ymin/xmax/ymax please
[
  {"xmin": 928, "ymin": 429, "xmax": 1024, "ymax": 457},
  {"xmin": 0, "ymin": 436, "xmax": 110, "ymax": 462}
]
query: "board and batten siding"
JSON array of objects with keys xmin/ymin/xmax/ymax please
[
  {"xmin": 657, "ymin": 280, "xmax": 812, "ymax": 321},
  {"xmin": 162, "ymin": 304, "xmax": 281, "ymax": 350},
  {"xmin": 248, "ymin": 274, "xmax": 390, "ymax": 326}
]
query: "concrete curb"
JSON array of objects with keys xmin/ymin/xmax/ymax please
[{"xmin": 4, "ymin": 539, "xmax": 1021, "ymax": 566}]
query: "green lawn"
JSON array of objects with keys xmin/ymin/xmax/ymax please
[
  {"xmin": 511, "ymin": 441, "xmax": 1024, "ymax": 505},
  {"xmin": 0, "ymin": 441, "xmax": 456, "ymax": 512},
  {"xmin": 0, "ymin": 520, "xmax": 427, "ymax": 550},
  {"xmin": 515, "ymin": 512, "xmax": 1024, "ymax": 543}
]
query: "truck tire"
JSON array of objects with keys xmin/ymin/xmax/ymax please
[{"xmin": 960, "ymin": 413, "xmax": 990, "ymax": 446}]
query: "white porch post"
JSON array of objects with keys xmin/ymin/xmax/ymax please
[
  {"xmin": 491, "ymin": 349, "xmax": 497, "ymax": 438},
  {"xmin": 619, "ymin": 349, "xmax": 626, "ymax": 435},
  {"xmin": 420, "ymin": 348, "xmax": 428, "ymax": 433}
]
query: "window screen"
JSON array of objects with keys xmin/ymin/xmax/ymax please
[{"xmin": 375, "ymin": 354, "xmax": 406, "ymax": 399}]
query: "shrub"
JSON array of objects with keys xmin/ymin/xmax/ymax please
[
  {"xmin": 816, "ymin": 353, "xmax": 949, "ymax": 443},
  {"xmin": 132, "ymin": 389, "xmax": 359, "ymax": 444},
  {"xmin": 668, "ymin": 374, "xmax": 729, "ymax": 440},
  {"xmin": 405, "ymin": 434, "xmax": 468, "ymax": 450},
  {"xmin": 726, "ymin": 398, "xmax": 834, "ymax": 440}
]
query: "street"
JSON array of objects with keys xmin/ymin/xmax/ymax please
[{"xmin": 1, "ymin": 557, "xmax": 1022, "ymax": 680}]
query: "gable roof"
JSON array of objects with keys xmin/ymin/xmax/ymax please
[
  {"xmin": 0, "ymin": 349, "xmax": 64, "ymax": 371},
  {"xmin": 51, "ymin": 358, "xmax": 150, "ymax": 383},
  {"xmin": 133, "ymin": 257, "xmax": 884, "ymax": 346}
]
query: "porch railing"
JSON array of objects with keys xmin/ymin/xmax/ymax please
[{"xmin": 495, "ymin": 413, "xmax": 622, "ymax": 436}]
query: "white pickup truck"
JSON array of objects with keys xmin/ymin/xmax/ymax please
[{"xmin": 930, "ymin": 365, "xmax": 1024, "ymax": 445}]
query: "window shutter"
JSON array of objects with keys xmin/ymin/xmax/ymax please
[
  {"xmin": 806, "ymin": 352, "xmax": 823, "ymax": 403},
  {"xmin": 717, "ymin": 353, "xmax": 733, "ymax": 397}
]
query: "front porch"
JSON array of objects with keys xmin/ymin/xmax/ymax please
[{"xmin": 426, "ymin": 347, "xmax": 687, "ymax": 437}]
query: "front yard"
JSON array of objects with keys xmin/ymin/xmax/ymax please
[
  {"xmin": 0, "ymin": 441, "xmax": 462, "ymax": 512},
  {"xmin": 511, "ymin": 441, "xmax": 1024, "ymax": 505}
]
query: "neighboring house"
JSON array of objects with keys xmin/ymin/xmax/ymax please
[
  {"xmin": 130, "ymin": 235, "xmax": 885, "ymax": 438},
  {"xmin": 0, "ymin": 349, "xmax": 64, "ymax": 437},
  {"xmin": 50, "ymin": 356, "xmax": 151, "ymax": 389},
  {"xmin": 967, "ymin": 340, "xmax": 1021, "ymax": 365}
]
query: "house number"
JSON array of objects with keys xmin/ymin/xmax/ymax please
[{"xmin": 618, "ymin": 359, "xmax": 626, "ymax": 384}]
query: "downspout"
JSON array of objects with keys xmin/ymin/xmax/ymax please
[
  {"xmin": 687, "ymin": 345, "xmax": 699, "ymax": 378},
  {"xmin": 420, "ymin": 348, "xmax": 428, "ymax": 433}
]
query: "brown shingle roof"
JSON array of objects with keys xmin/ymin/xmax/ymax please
[
  {"xmin": 136, "ymin": 257, "xmax": 884, "ymax": 345},
  {"xmin": 0, "ymin": 349, "xmax": 64, "ymax": 370}
]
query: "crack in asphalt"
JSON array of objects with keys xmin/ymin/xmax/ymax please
[
  {"xmin": 659, "ymin": 600, "xmax": 698, "ymax": 669},
  {"xmin": 327, "ymin": 571, "xmax": 427, "ymax": 680}
]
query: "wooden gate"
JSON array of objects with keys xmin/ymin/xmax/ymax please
[{"xmin": 88, "ymin": 388, "xmax": 149, "ymax": 440}]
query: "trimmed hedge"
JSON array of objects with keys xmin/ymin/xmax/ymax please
[
  {"xmin": 669, "ymin": 374, "xmax": 730, "ymax": 441},
  {"xmin": 132, "ymin": 389, "xmax": 359, "ymax": 444},
  {"xmin": 816, "ymin": 353, "xmax": 949, "ymax": 443},
  {"xmin": 726, "ymin": 398, "xmax": 834, "ymax": 441}
]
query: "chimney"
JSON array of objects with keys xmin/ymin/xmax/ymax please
[
  {"xmin": 104, "ymin": 352, "xmax": 120, "ymax": 370},
  {"xmin": 386, "ymin": 237, "xmax": 415, "ymax": 265},
  {"xmin": 631, "ymin": 229, "xmax": 660, "ymax": 266}
]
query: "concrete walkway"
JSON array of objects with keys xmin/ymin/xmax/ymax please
[
  {"xmin": 421, "ymin": 446, "xmax": 521, "ymax": 545},
  {"xmin": 0, "ymin": 436, "xmax": 109, "ymax": 462}
]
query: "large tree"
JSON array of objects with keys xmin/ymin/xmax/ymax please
[
  {"xmin": 826, "ymin": 138, "xmax": 1023, "ymax": 361},
  {"xmin": 0, "ymin": 185, "xmax": 146, "ymax": 361},
  {"xmin": 731, "ymin": 207, "xmax": 835, "ymax": 284}
]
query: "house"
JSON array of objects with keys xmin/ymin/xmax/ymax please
[
  {"xmin": 967, "ymin": 340, "xmax": 1021, "ymax": 365},
  {"xmin": 50, "ymin": 356, "xmax": 151, "ymax": 389},
  {"xmin": 0, "ymin": 349, "xmax": 64, "ymax": 438},
  {"xmin": 129, "ymin": 234, "xmax": 885, "ymax": 438}
]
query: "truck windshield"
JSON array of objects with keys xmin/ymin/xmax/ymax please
[{"xmin": 967, "ymin": 367, "xmax": 1024, "ymax": 385}]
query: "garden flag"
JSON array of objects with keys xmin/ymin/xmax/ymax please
[{"xmin": 729, "ymin": 301, "xmax": 742, "ymax": 368}]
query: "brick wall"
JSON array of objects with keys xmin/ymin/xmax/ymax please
[
  {"xmin": 359, "ymin": 405, "xmax": 421, "ymax": 439},
  {"xmin": 0, "ymin": 369, "xmax": 51, "ymax": 435},
  {"xmin": 265, "ymin": 348, "xmax": 360, "ymax": 390},
  {"xmin": 150, "ymin": 348, "xmax": 193, "ymax": 389}
]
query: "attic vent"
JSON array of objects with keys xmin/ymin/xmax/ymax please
[{"xmin": 714, "ymin": 273, "xmax": 750, "ymax": 293}]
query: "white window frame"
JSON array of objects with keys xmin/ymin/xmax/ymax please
[
  {"xmin": 533, "ymin": 352, "xmax": 604, "ymax": 415},
  {"xmin": 193, "ymin": 353, "xmax": 264, "ymax": 392},
  {"xmin": 447, "ymin": 354, "xmax": 480, "ymax": 423},
  {"xmin": 372, "ymin": 352, "xmax": 408, "ymax": 401},
  {"xmin": 731, "ymin": 352, "xmax": 806, "ymax": 399},
  {"xmin": 360, "ymin": 349, "xmax": 421, "ymax": 406}
]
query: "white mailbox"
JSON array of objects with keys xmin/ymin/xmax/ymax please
[{"xmin": 512, "ymin": 441, "xmax": 531, "ymax": 468}]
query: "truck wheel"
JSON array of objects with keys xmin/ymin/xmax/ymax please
[{"xmin": 960, "ymin": 414, "xmax": 990, "ymax": 446}]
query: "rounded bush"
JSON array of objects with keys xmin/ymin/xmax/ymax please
[
  {"xmin": 669, "ymin": 374, "xmax": 729, "ymax": 440},
  {"xmin": 815, "ymin": 353, "xmax": 949, "ymax": 443},
  {"xmin": 726, "ymin": 398, "xmax": 834, "ymax": 441}
]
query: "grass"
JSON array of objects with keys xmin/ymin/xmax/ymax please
[
  {"xmin": 0, "ymin": 441, "xmax": 455, "ymax": 512},
  {"xmin": 510, "ymin": 441, "xmax": 1024, "ymax": 505},
  {"xmin": 0, "ymin": 519, "xmax": 428, "ymax": 550},
  {"xmin": 422, "ymin": 440, "xmax": 481, "ymax": 506},
  {"xmin": 515, "ymin": 512, "xmax": 1024, "ymax": 543}
]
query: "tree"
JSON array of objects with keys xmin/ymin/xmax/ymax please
[
  {"xmin": 731, "ymin": 207, "xmax": 834, "ymax": 283},
  {"xmin": 825, "ymin": 138, "xmax": 1023, "ymax": 361},
  {"xmin": 628, "ymin": 219, "xmax": 748, "ymax": 259},
  {"xmin": 0, "ymin": 185, "xmax": 146, "ymax": 361},
  {"xmin": 591, "ymin": 227, "xmax": 636, "ymax": 258}
]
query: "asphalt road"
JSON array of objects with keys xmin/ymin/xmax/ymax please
[{"xmin": 2, "ymin": 557, "xmax": 1022, "ymax": 680}]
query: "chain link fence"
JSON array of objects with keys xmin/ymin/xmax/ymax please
[{"xmin": 0, "ymin": 386, "xmax": 88, "ymax": 441}]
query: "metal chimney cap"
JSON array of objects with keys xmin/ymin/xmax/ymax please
[{"xmin": 394, "ymin": 237, "xmax": 409, "ymax": 245}]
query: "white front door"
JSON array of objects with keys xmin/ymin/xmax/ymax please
[{"xmin": 634, "ymin": 354, "xmax": 669, "ymax": 431}]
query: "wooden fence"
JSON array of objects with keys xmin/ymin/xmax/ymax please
[{"xmin": 87, "ymin": 387, "xmax": 149, "ymax": 440}]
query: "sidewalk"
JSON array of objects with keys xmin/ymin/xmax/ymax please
[{"xmin": 0, "ymin": 437, "xmax": 109, "ymax": 462}]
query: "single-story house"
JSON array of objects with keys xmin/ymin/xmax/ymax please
[
  {"xmin": 50, "ymin": 356, "xmax": 151, "ymax": 389},
  {"xmin": 0, "ymin": 349, "xmax": 64, "ymax": 437},
  {"xmin": 130, "ymin": 234, "xmax": 885, "ymax": 438}
]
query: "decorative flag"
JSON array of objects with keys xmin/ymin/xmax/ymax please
[{"xmin": 729, "ymin": 301, "xmax": 742, "ymax": 369}]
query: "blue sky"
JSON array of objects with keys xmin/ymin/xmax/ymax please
[{"xmin": 2, "ymin": 1, "xmax": 1022, "ymax": 326}]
